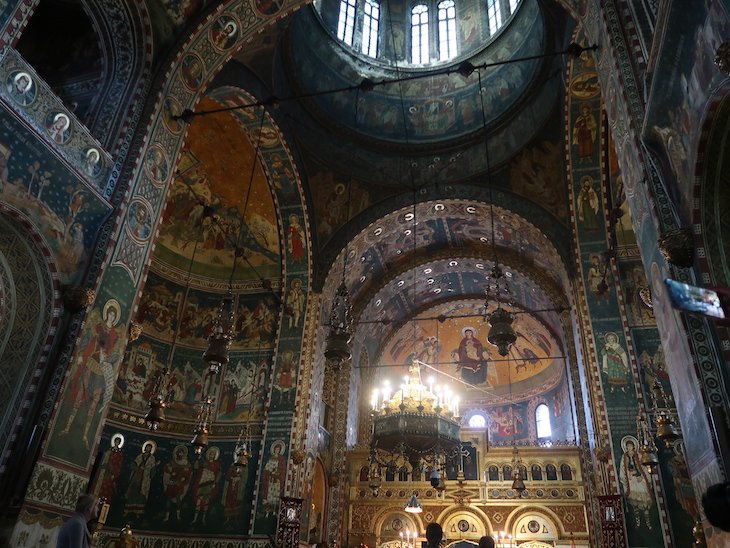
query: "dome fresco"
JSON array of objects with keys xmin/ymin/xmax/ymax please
[{"xmin": 287, "ymin": 0, "xmax": 543, "ymax": 144}]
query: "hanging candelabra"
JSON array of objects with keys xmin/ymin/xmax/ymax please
[
  {"xmin": 324, "ymin": 280, "xmax": 353, "ymax": 370},
  {"xmin": 650, "ymin": 379, "xmax": 680, "ymax": 448},
  {"xmin": 637, "ymin": 415, "xmax": 659, "ymax": 473},
  {"xmin": 143, "ymin": 367, "xmax": 169, "ymax": 430},
  {"xmin": 203, "ymin": 290, "xmax": 234, "ymax": 375},
  {"xmin": 367, "ymin": 360, "xmax": 462, "ymax": 496},
  {"xmin": 191, "ymin": 394, "xmax": 213, "ymax": 456}
]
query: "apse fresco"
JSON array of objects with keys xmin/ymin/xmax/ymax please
[
  {"xmin": 156, "ymin": 98, "xmax": 280, "ymax": 282},
  {"xmin": 90, "ymin": 428, "xmax": 260, "ymax": 535},
  {"xmin": 380, "ymin": 300, "xmax": 563, "ymax": 403},
  {"xmin": 135, "ymin": 271, "xmax": 278, "ymax": 349}
]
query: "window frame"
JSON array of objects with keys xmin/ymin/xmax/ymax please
[
  {"xmin": 410, "ymin": 3, "xmax": 430, "ymax": 64},
  {"xmin": 535, "ymin": 402, "xmax": 552, "ymax": 441},
  {"xmin": 361, "ymin": 0, "xmax": 380, "ymax": 57},
  {"xmin": 337, "ymin": 0, "xmax": 357, "ymax": 45},
  {"xmin": 437, "ymin": 0, "xmax": 457, "ymax": 61}
]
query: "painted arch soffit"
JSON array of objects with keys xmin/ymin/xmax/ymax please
[{"xmin": 323, "ymin": 199, "xmax": 569, "ymax": 317}]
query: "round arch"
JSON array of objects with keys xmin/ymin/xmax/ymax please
[{"xmin": 0, "ymin": 206, "xmax": 61, "ymax": 491}]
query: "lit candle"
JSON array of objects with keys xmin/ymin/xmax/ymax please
[
  {"xmin": 428, "ymin": 376, "xmax": 434, "ymax": 394},
  {"xmin": 372, "ymin": 389, "xmax": 379, "ymax": 410},
  {"xmin": 454, "ymin": 397, "xmax": 459, "ymax": 417}
]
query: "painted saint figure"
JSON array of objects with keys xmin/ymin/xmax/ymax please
[
  {"xmin": 47, "ymin": 112, "xmax": 71, "ymax": 144},
  {"xmin": 125, "ymin": 441, "xmax": 157, "ymax": 517},
  {"xmin": 60, "ymin": 299, "xmax": 122, "ymax": 445},
  {"xmin": 262, "ymin": 440, "xmax": 286, "ymax": 516},
  {"xmin": 163, "ymin": 445, "xmax": 193, "ymax": 522},
  {"xmin": 285, "ymin": 278, "xmax": 305, "ymax": 328},
  {"xmin": 577, "ymin": 176, "xmax": 599, "ymax": 231},
  {"xmin": 91, "ymin": 433, "xmax": 124, "ymax": 503},
  {"xmin": 191, "ymin": 446, "xmax": 222, "ymax": 524},
  {"xmin": 452, "ymin": 327, "xmax": 489, "ymax": 385},
  {"xmin": 273, "ymin": 350, "xmax": 297, "ymax": 407},
  {"xmin": 222, "ymin": 457, "xmax": 249, "ymax": 527},
  {"xmin": 7, "ymin": 71, "xmax": 35, "ymax": 106},
  {"xmin": 619, "ymin": 436, "xmax": 653, "ymax": 529},
  {"xmin": 287, "ymin": 214, "xmax": 305, "ymax": 262},
  {"xmin": 572, "ymin": 104, "xmax": 597, "ymax": 162},
  {"xmin": 601, "ymin": 332, "xmax": 630, "ymax": 393}
]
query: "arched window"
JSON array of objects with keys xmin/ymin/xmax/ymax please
[
  {"xmin": 361, "ymin": 0, "xmax": 380, "ymax": 57},
  {"xmin": 531, "ymin": 464, "xmax": 543, "ymax": 481},
  {"xmin": 486, "ymin": 0, "xmax": 502, "ymax": 35},
  {"xmin": 488, "ymin": 465, "xmax": 500, "ymax": 481},
  {"xmin": 536, "ymin": 403, "xmax": 552, "ymax": 441},
  {"xmin": 560, "ymin": 463, "xmax": 573, "ymax": 481},
  {"xmin": 546, "ymin": 464, "xmax": 557, "ymax": 481},
  {"xmin": 337, "ymin": 0, "xmax": 357, "ymax": 45},
  {"xmin": 437, "ymin": 0, "xmax": 456, "ymax": 61},
  {"xmin": 411, "ymin": 4, "xmax": 429, "ymax": 64},
  {"xmin": 502, "ymin": 464, "xmax": 513, "ymax": 481},
  {"xmin": 468, "ymin": 413, "xmax": 486, "ymax": 428}
]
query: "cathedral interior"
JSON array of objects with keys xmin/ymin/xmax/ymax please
[{"xmin": 0, "ymin": 0, "xmax": 729, "ymax": 547}]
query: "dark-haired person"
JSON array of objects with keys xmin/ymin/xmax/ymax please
[
  {"xmin": 702, "ymin": 482, "xmax": 730, "ymax": 532},
  {"xmin": 425, "ymin": 522, "xmax": 443, "ymax": 548},
  {"xmin": 478, "ymin": 535, "xmax": 495, "ymax": 548},
  {"xmin": 56, "ymin": 494, "xmax": 100, "ymax": 548}
]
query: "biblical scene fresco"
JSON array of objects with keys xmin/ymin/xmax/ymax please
[
  {"xmin": 113, "ymin": 335, "xmax": 274, "ymax": 422},
  {"xmin": 156, "ymin": 97, "xmax": 280, "ymax": 282},
  {"xmin": 380, "ymin": 300, "xmax": 563, "ymax": 404},
  {"xmin": 0, "ymin": 105, "xmax": 111, "ymax": 284},
  {"xmin": 134, "ymin": 272, "xmax": 278, "ymax": 349},
  {"xmin": 90, "ymin": 428, "xmax": 259, "ymax": 534}
]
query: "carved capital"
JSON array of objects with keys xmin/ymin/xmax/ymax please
[
  {"xmin": 658, "ymin": 228, "xmax": 694, "ymax": 268},
  {"xmin": 715, "ymin": 40, "xmax": 730, "ymax": 76},
  {"xmin": 62, "ymin": 285, "xmax": 96, "ymax": 313}
]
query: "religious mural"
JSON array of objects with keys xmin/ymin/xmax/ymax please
[
  {"xmin": 46, "ymin": 298, "xmax": 128, "ymax": 464},
  {"xmin": 88, "ymin": 429, "xmax": 259, "ymax": 534},
  {"xmin": 0, "ymin": 104, "xmax": 111, "ymax": 284},
  {"xmin": 643, "ymin": 2, "xmax": 730, "ymax": 218},
  {"xmin": 156, "ymin": 97, "xmax": 281, "ymax": 282},
  {"xmin": 288, "ymin": 0, "xmax": 543, "ymax": 143},
  {"xmin": 380, "ymin": 300, "xmax": 564, "ymax": 432}
]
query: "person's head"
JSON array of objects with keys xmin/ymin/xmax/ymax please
[
  {"xmin": 625, "ymin": 440, "xmax": 636, "ymax": 454},
  {"xmin": 75, "ymin": 494, "xmax": 100, "ymax": 521},
  {"xmin": 425, "ymin": 522, "xmax": 443, "ymax": 547},
  {"xmin": 478, "ymin": 536, "xmax": 495, "ymax": 548},
  {"xmin": 703, "ymin": 482, "xmax": 730, "ymax": 531},
  {"xmin": 15, "ymin": 74, "xmax": 30, "ymax": 92}
]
